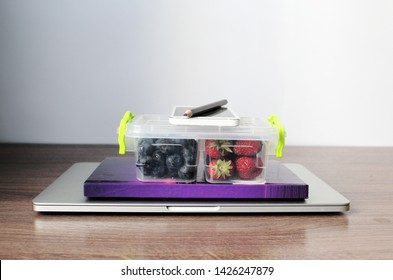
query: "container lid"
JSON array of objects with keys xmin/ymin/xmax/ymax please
[{"xmin": 118, "ymin": 112, "xmax": 285, "ymax": 157}]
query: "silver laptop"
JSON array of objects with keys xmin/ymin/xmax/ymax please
[{"xmin": 32, "ymin": 163, "xmax": 350, "ymax": 213}]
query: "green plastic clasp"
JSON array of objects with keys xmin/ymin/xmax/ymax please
[
  {"xmin": 118, "ymin": 111, "xmax": 134, "ymax": 155},
  {"xmin": 268, "ymin": 115, "xmax": 285, "ymax": 158}
]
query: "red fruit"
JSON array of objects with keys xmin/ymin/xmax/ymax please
[
  {"xmin": 233, "ymin": 140, "xmax": 262, "ymax": 156},
  {"xmin": 235, "ymin": 157, "xmax": 263, "ymax": 179},
  {"xmin": 207, "ymin": 159, "xmax": 234, "ymax": 180},
  {"xmin": 205, "ymin": 140, "xmax": 233, "ymax": 159}
]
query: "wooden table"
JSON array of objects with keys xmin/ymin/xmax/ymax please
[{"xmin": 1, "ymin": 144, "xmax": 392, "ymax": 259}]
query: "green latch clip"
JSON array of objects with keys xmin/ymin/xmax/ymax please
[
  {"xmin": 268, "ymin": 115, "xmax": 285, "ymax": 158},
  {"xmin": 118, "ymin": 111, "xmax": 134, "ymax": 155}
]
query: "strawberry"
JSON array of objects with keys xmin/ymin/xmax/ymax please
[
  {"xmin": 207, "ymin": 159, "xmax": 234, "ymax": 180},
  {"xmin": 205, "ymin": 140, "xmax": 233, "ymax": 159},
  {"xmin": 233, "ymin": 140, "xmax": 262, "ymax": 156},
  {"xmin": 235, "ymin": 157, "xmax": 263, "ymax": 179}
]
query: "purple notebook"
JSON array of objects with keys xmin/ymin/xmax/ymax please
[{"xmin": 83, "ymin": 157, "xmax": 308, "ymax": 199}]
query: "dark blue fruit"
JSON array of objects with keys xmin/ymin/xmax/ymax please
[
  {"xmin": 166, "ymin": 154, "xmax": 184, "ymax": 169},
  {"xmin": 167, "ymin": 167, "xmax": 179, "ymax": 178},
  {"xmin": 152, "ymin": 150, "xmax": 166, "ymax": 163},
  {"xmin": 151, "ymin": 164, "xmax": 166, "ymax": 177},
  {"xmin": 178, "ymin": 165, "xmax": 196, "ymax": 180},
  {"xmin": 155, "ymin": 139, "xmax": 180, "ymax": 154},
  {"xmin": 182, "ymin": 147, "xmax": 196, "ymax": 165},
  {"xmin": 137, "ymin": 156, "xmax": 155, "ymax": 175},
  {"xmin": 137, "ymin": 138, "xmax": 155, "ymax": 156}
]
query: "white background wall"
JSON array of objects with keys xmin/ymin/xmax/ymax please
[{"xmin": 1, "ymin": 0, "xmax": 392, "ymax": 146}]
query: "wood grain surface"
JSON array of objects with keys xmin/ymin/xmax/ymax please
[{"xmin": 1, "ymin": 144, "xmax": 392, "ymax": 259}]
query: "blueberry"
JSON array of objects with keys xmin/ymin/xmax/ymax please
[
  {"xmin": 137, "ymin": 138, "xmax": 155, "ymax": 156},
  {"xmin": 137, "ymin": 156, "xmax": 155, "ymax": 176},
  {"xmin": 151, "ymin": 164, "xmax": 167, "ymax": 178},
  {"xmin": 183, "ymin": 147, "xmax": 196, "ymax": 165},
  {"xmin": 178, "ymin": 165, "xmax": 196, "ymax": 180},
  {"xmin": 167, "ymin": 167, "xmax": 179, "ymax": 178},
  {"xmin": 166, "ymin": 154, "xmax": 184, "ymax": 169},
  {"xmin": 155, "ymin": 139, "xmax": 181, "ymax": 155},
  {"xmin": 185, "ymin": 139, "xmax": 198, "ymax": 150},
  {"xmin": 152, "ymin": 150, "xmax": 166, "ymax": 163}
]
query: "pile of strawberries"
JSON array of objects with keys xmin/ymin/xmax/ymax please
[{"xmin": 205, "ymin": 139, "xmax": 263, "ymax": 181}]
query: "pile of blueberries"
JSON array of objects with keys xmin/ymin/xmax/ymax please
[{"xmin": 136, "ymin": 138, "xmax": 198, "ymax": 181}]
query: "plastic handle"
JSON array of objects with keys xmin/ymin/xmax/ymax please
[
  {"xmin": 268, "ymin": 115, "xmax": 285, "ymax": 158},
  {"xmin": 118, "ymin": 111, "xmax": 134, "ymax": 155}
]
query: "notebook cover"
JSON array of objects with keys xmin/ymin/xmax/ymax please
[{"xmin": 83, "ymin": 157, "xmax": 308, "ymax": 199}]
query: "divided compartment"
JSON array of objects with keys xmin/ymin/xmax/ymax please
[
  {"xmin": 135, "ymin": 137, "xmax": 199, "ymax": 183},
  {"xmin": 203, "ymin": 139, "xmax": 268, "ymax": 184}
]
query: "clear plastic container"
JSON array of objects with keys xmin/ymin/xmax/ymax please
[
  {"xmin": 203, "ymin": 139, "xmax": 267, "ymax": 184},
  {"xmin": 118, "ymin": 113, "xmax": 285, "ymax": 184},
  {"xmin": 134, "ymin": 137, "xmax": 199, "ymax": 183}
]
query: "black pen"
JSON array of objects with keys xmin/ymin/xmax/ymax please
[{"xmin": 183, "ymin": 99, "xmax": 228, "ymax": 118}]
